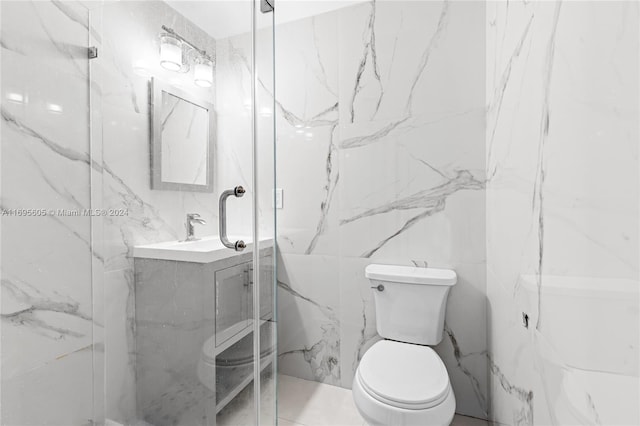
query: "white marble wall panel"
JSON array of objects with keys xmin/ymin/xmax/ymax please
[
  {"xmin": 275, "ymin": 1, "xmax": 488, "ymax": 419},
  {"xmin": 486, "ymin": 1, "xmax": 639, "ymax": 425},
  {"xmin": 104, "ymin": 268, "xmax": 136, "ymax": 424},
  {"xmin": 338, "ymin": 116, "xmax": 485, "ymax": 262},
  {"xmin": 277, "ymin": 253, "xmax": 341, "ymax": 386},
  {"xmin": 1, "ymin": 346, "xmax": 95, "ymax": 425},
  {"xmin": 270, "ymin": 11, "xmax": 340, "ymax": 256},
  {"xmin": 1, "ymin": 1, "xmax": 96, "ymax": 424},
  {"xmin": 337, "ymin": 256, "xmax": 381, "ymax": 389}
]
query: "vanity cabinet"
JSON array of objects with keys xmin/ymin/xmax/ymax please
[{"xmin": 134, "ymin": 244, "xmax": 274, "ymax": 426}]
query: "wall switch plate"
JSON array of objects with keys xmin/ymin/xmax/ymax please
[{"xmin": 273, "ymin": 188, "xmax": 283, "ymax": 209}]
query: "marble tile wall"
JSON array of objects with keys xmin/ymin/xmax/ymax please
[
  {"xmin": 0, "ymin": 1, "xmax": 96, "ymax": 424},
  {"xmin": 486, "ymin": 1, "xmax": 639, "ymax": 425},
  {"xmin": 274, "ymin": 1, "xmax": 489, "ymax": 419}
]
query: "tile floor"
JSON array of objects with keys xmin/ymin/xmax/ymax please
[{"xmin": 278, "ymin": 375, "xmax": 488, "ymax": 426}]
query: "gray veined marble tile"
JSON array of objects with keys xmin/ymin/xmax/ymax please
[
  {"xmin": 345, "ymin": 1, "xmax": 384, "ymax": 124},
  {"xmin": 305, "ymin": 123, "xmax": 340, "ymax": 255},
  {"xmin": 403, "ymin": 0, "xmax": 450, "ymax": 116},
  {"xmin": 529, "ymin": 1, "xmax": 562, "ymax": 332},
  {"xmin": 1, "ymin": 1, "xmax": 91, "ymax": 78},
  {"xmin": 488, "ymin": 356, "xmax": 533, "ymax": 426},
  {"xmin": 276, "ymin": 1, "xmax": 488, "ymax": 419},
  {"xmin": 486, "ymin": 1, "xmax": 639, "ymax": 424},
  {"xmin": 277, "ymin": 254, "xmax": 341, "ymax": 386},
  {"xmin": 1, "ymin": 276, "xmax": 92, "ymax": 339},
  {"xmin": 339, "ymin": 170, "xmax": 485, "ymax": 259}
]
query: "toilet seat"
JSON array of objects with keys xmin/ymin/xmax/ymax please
[{"xmin": 357, "ymin": 340, "xmax": 450, "ymax": 410}]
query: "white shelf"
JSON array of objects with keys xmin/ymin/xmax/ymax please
[
  {"xmin": 215, "ymin": 319, "xmax": 269, "ymax": 356},
  {"xmin": 215, "ymin": 353, "xmax": 274, "ymax": 414}
]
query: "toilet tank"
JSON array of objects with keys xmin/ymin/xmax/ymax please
[{"xmin": 366, "ymin": 264, "xmax": 457, "ymax": 345}]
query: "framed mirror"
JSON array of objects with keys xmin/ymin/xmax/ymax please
[{"xmin": 150, "ymin": 77, "xmax": 215, "ymax": 192}]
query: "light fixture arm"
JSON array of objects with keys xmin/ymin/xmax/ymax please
[{"xmin": 161, "ymin": 25, "xmax": 214, "ymax": 64}]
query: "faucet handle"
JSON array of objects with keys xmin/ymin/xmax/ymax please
[{"xmin": 185, "ymin": 213, "xmax": 205, "ymax": 242}]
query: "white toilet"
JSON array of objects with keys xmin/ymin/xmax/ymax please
[{"xmin": 352, "ymin": 264, "xmax": 457, "ymax": 426}]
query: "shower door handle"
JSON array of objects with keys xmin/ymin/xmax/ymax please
[{"xmin": 219, "ymin": 186, "xmax": 246, "ymax": 251}]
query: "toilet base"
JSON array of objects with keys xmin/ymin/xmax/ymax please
[{"xmin": 352, "ymin": 373, "xmax": 456, "ymax": 426}]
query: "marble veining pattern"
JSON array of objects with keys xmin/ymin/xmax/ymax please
[
  {"xmin": 277, "ymin": 255, "xmax": 341, "ymax": 386},
  {"xmin": 530, "ymin": 1, "xmax": 562, "ymax": 333},
  {"xmin": 1, "ymin": 1, "xmax": 95, "ymax": 424},
  {"xmin": 275, "ymin": 1, "xmax": 488, "ymax": 419},
  {"xmin": 486, "ymin": 1, "xmax": 639, "ymax": 425}
]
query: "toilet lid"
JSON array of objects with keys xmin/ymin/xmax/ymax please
[
  {"xmin": 357, "ymin": 340, "xmax": 450, "ymax": 410},
  {"xmin": 201, "ymin": 336, "xmax": 217, "ymax": 364}
]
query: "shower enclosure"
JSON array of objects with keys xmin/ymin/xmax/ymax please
[{"xmin": 0, "ymin": 1, "xmax": 276, "ymax": 425}]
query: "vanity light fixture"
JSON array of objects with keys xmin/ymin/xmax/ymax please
[
  {"xmin": 159, "ymin": 26, "xmax": 214, "ymax": 88},
  {"xmin": 194, "ymin": 57, "xmax": 213, "ymax": 88},
  {"xmin": 159, "ymin": 33, "xmax": 182, "ymax": 71}
]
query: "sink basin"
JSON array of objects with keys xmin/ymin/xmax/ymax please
[{"xmin": 133, "ymin": 235, "xmax": 273, "ymax": 263}]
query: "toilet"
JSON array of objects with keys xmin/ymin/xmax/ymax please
[
  {"xmin": 352, "ymin": 264, "xmax": 457, "ymax": 426},
  {"xmin": 197, "ymin": 323, "xmax": 274, "ymax": 395}
]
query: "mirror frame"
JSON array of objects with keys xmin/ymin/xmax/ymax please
[{"xmin": 150, "ymin": 77, "xmax": 216, "ymax": 192}]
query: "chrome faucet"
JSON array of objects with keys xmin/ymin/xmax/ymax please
[{"xmin": 185, "ymin": 213, "xmax": 206, "ymax": 241}]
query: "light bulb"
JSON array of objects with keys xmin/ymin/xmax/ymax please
[
  {"xmin": 160, "ymin": 33, "xmax": 182, "ymax": 71},
  {"xmin": 194, "ymin": 57, "xmax": 213, "ymax": 88},
  {"xmin": 6, "ymin": 93, "xmax": 24, "ymax": 103}
]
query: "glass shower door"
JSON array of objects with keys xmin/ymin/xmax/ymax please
[
  {"xmin": 254, "ymin": 1, "xmax": 277, "ymax": 424},
  {"xmin": 214, "ymin": 0, "xmax": 277, "ymax": 424},
  {"xmin": 0, "ymin": 0, "xmax": 276, "ymax": 424}
]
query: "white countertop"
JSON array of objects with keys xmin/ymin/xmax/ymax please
[{"xmin": 133, "ymin": 235, "xmax": 274, "ymax": 263}]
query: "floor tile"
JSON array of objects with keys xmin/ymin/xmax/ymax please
[
  {"xmin": 278, "ymin": 375, "xmax": 365, "ymax": 426},
  {"xmin": 451, "ymin": 414, "xmax": 489, "ymax": 426},
  {"xmin": 279, "ymin": 374, "xmax": 489, "ymax": 426}
]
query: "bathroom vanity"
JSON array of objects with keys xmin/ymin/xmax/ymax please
[{"xmin": 133, "ymin": 236, "xmax": 274, "ymax": 425}]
